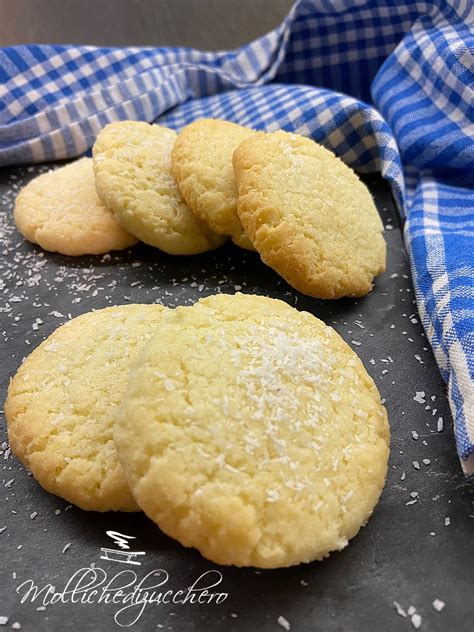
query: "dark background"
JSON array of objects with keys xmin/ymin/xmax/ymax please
[{"xmin": 1, "ymin": 168, "xmax": 472, "ymax": 632}]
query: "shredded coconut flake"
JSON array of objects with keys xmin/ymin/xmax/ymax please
[
  {"xmin": 432, "ymin": 599, "xmax": 445, "ymax": 612},
  {"xmin": 393, "ymin": 602, "xmax": 407, "ymax": 618},
  {"xmin": 277, "ymin": 615, "xmax": 291, "ymax": 630},
  {"xmin": 411, "ymin": 613, "xmax": 422, "ymax": 629},
  {"xmin": 413, "ymin": 391, "xmax": 426, "ymax": 404}
]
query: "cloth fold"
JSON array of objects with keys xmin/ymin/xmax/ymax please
[{"xmin": 0, "ymin": 0, "xmax": 472, "ymax": 471}]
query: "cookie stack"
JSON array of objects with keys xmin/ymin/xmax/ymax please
[
  {"xmin": 14, "ymin": 119, "xmax": 386, "ymax": 300},
  {"xmin": 5, "ymin": 293, "xmax": 390, "ymax": 568}
]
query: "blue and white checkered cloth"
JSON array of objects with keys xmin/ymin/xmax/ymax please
[{"xmin": 0, "ymin": 0, "xmax": 473, "ymax": 472}]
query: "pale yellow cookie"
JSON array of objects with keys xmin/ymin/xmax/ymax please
[
  {"xmin": 93, "ymin": 121, "xmax": 226, "ymax": 255},
  {"xmin": 233, "ymin": 131, "xmax": 386, "ymax": 298},
  {"xmin": 115, "ymin": 293, "xmax": 389, "ymax": 568},
  {"xmin": 14, "ymin": 158, "xmax": 138, "ymax": 256},
  {"xmin": 172, "ymin": 119, "xmax": 254, "ymax": 249},
  {"xmin": 4, "ymin": 304, "xmax": 168, "ymax": 512}
]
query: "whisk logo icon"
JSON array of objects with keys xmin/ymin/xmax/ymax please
[{"xmin": 99, "ymin": 530, "xmax": 146, "ymax": 566}]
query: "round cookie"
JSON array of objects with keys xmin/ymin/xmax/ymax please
[
  {"xmin": 115, "ymin": 293, "xmax": 389, "ymax": 568},
  {"xmin": 172, "ymin": 119, "xmax": 254, "ymax": 249},
  {"xmin": 4, "ymin": 304, "xmax": 168, "ymax": 512},
  {"xmin": 232, "ymin": 131, "xmax": 386, "ymax": 299},
  {"xmin": 14, "ymin": 158, "xmax": 138, "ymax": 256},
  {"xmin": 93, "ymin": 121, "xmax": 226, "ymax": 255}
]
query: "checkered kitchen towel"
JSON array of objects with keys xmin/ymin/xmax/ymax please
[{"xmin": 0, "ymin": 0, "xmax": 473, "ymax": 472}]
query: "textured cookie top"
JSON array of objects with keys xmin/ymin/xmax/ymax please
[
  {"xmin": 13, "ymin": 158, "xmax": 138, "ymax": 256},
  {"xmin": 93, "ymin": 121, "xmax": 226, "ymax": 255},
  {"xmin": 172, "ymin": 119, "xmax": 254, "ymax": 249},
  {"xmin": 115, "ymin": 293, "xmax": 389, "ymax": 568},
  {"xmin": 233, "ymin": 131, "xmax": 386, "ymax": 298},
  {"xmin": 5, "ymin": 304, "xmax": 168, "ymax": 512}
]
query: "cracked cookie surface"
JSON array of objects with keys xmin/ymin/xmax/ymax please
[
  {"xmin": 115, "ymin": 293, "xmax": 389, "ymax": 567},
  {"xmin": 172, "ymin": 118, "xmax": 254, "ymax": 250},
  {"xmin": 233, "ymin": 130, "xmax": 386, "ymax": 298},
  {"xmin": 93, "ymin": 121, "xmax": 226, "ymax": 255},
  {"xmin": 14, "ymin": 158, "xmax": 138, "ymax": 256},
  {"xmin": 5, "ymin": 304, "xmax": 168, "ymax": 512}
]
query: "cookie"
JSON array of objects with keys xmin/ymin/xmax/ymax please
[
  {"xmin": 93, "ymin": 121, "xmax": 226, "ymax": 255},
  {"xmin": 233, "ymin": 131, "xmax": 386, "ymax": 298},
  {"xmin": 115, "ymin": 293, "xmax": 389, "ymax": 568},
  {"xmin": 4, "ymin": 304, "xmax": 168, "ymax": 512},
  {"xmin": 13, "ymin": 158, "xmax": 138, "ymax": 256},
  {"xmin": 172, "ymin": 119, "xmax": 254, "ymax": 249}
]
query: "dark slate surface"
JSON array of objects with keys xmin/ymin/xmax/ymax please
[{"xmin": 0, "ymin": 165, "xmax": 472, "ymax": 632}]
